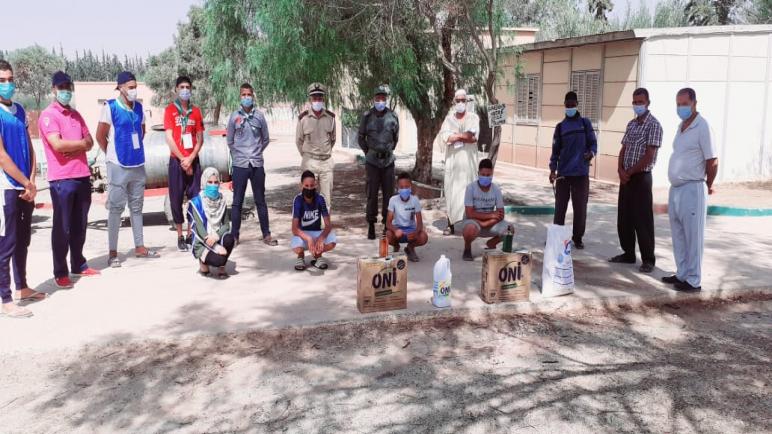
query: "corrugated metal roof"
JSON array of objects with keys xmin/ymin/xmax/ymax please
[{"xmin": 508, "ymin": 24, "xmax": 772, "ymax": 53}]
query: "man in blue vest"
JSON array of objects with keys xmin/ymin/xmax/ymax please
[
  {"xmin": 549, "ymin": 91, "xmax": 597, "ymax": 250},
  {"xmin": 0, "ymin": 60, "xmax": 39, "ymax": 318},
  {"xmin": 96, "ymin": 71, "xmax": 159, "ymax": 268}
]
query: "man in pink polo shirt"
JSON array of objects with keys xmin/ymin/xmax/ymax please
[{"xmin": 38, "ymin": 71, "xmax": 100, "ymax": 289}]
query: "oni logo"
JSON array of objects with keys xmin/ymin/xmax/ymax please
[
  {"xmin": 498, "ymin": 261, "xmax": 522, "ymax": 283},
  {"xmin": 372, "ymin": 268, "xmax": 398, "ymax": 289}
]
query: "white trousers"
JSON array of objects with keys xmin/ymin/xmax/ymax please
[{"xmin": 668, "ymin": 181, "xmax": 707, "ymax": 287}]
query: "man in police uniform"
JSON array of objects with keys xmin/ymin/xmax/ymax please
[
  {"xmin": 358, "ymin": 85, "xmax": 399, "ymax": 239},
  {"xmin": 296, "ymin": 83, "xmax": 336, "ymax": 210}
]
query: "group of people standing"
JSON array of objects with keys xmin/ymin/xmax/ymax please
[
  {"xmin": 549, "ymin": 87, "xmax": 717, "ymax": 293},
  {"xmin": 0, "ymin": 56, "xmax": 718, "ymax": 318}
]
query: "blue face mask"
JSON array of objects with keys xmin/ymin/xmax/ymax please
[
  {"xmin": 478, "ymin": 176, "xmax": 492, "ymax": 187},
  {"xmin": 178, "ymin": 89, "xmax": 192, "ymax": 101},
  {"xmin": 240, "ymin": 96, "xmax": 253, "ymax": 108},
  {"xmin": 633, "ymin": 105, "xmax": 647, "ymax": 116},
  {"xmin": 374, "ymin": 101, "xmax": 386, "ymax": 112},
  {"xmin": 565, "ymin": 107, "xmax": 577, "ymax": 117},
  {"xmin": 56, "ymin": 90, "xmax": 73, "ymax": 106},
  {"xmin": 398, "ymin": 188, "xmax": 411, "ymax": 200},
  {"xmin": 204, "ymin": 184, "xmax": 220, "ymax": 199},
  {"xmin": 677, "ymin": 105, "xmax": 692, "ymax": 120},
  {"xmin": 0, "ymin": 82, "xmax": 16, "ymax": 100}
]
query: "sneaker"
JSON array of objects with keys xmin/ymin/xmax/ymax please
[
  {"xmin": 462, "ymin": 249, "xmax": 473, "ymax": 261},
  {"xmin": 573, "ymin": 240, "xmax": 584, "ymax": 250},
  {"xmin": 72, "ymin": 267, "xmax": 101, "ymax": 277},
  {"xmin": 108, "ymin": 256, "xmax": 121, "ymax": 268},
  {"xmin": 54, "ymin": 276, "xmax": 74, "ymax": 289},
  {"xmin": 177, "ymin": 236, "xmax": 188, "ymax": 252},
  {"xmin": 185, "ymin": 233, "xmax": 193, "ymax": 245},
  {"xmin": 367, "ymin": 223, "xmax": 376, "ymax": 240},
  {"xmin": 638, "ymin": 263, "xmax": 654, "ymax": 273}
]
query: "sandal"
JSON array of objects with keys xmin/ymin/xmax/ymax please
[
  {"xmin": 405, "ymin": 247, "xmax": 420, "ymax": 263},
  {"xmin": 1, "ymin": 304, "xmax": 33, "ymax": 318},
  {"xmin": 262, "ymin": 236, "xmax": 278, "ymax": 247},
  {"xmin": 311, "ymin": 257, "xmax": 328, "ymax": 270},
  {"xmin": 295, "ymin": 257, "xmax": 306, "ymax": 271},
  {"xmin": 16, "ymin": 289, "xmax": 46, "ymax": 302}
]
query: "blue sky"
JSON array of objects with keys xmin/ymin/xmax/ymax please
[
  {"xmin": 5, "ymin": 0, "xmax": 202, "ymax": 58},
  {"xmin": 5, "ymin": 0, "xmax": 653, "ymax": 59}
]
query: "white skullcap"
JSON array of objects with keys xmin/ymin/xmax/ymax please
[{"xmin": 454, "ymin": 89, "xmax": 467, "ymax": 99}]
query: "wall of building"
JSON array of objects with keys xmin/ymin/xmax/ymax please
[
  {"xmin": 496, "ymin": 40, "xmax": 642, "ymax": 182},
  {"xmin": 641, "ymin": 31, "xmax": 772, "ymax": 186},
  {"xmin": 69, "ymin": 82, "xmax": 165, "ymax": 135}
]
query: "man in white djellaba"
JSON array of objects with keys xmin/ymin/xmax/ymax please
[{"xmin": 439, "ymin": 89, "xmax": 479, "ymax": 235}]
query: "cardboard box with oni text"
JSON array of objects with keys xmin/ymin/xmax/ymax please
[
  {"xmin": 357, "ymin": 253, "xmax": 408, "ymax": 313},
  {"xmin": 481, "ymin": 250, "xmax": 531, "ymax": 304}
]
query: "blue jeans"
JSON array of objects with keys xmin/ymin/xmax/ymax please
[
  {"xmin": 50, "ymin": 177, "xmax": 92, "ymax": 278},
  {"xmin": 231, "ymin": 165, "xmax": 270, "ymax": 239}
]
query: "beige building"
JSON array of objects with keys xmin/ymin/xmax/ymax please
[
  {"xmin": 68, "ymin": 81, "xmax": 165, "ymax": 134},
  {"xmin": 495, "ymin": 25, "xmax": 772, "ymax": 186}
]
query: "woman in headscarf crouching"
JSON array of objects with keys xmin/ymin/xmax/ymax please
[{"xmin": 187, "ymin": 167, "xmax": 235, "ymax": 278}]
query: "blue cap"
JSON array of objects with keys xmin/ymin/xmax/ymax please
[
  {"xmin": 51, "ymin": 71, "xmax": 72, "ymax": 87},
  {"xmin": 116, "ymin": 71, "xmax": 136, "ymax": 88}
]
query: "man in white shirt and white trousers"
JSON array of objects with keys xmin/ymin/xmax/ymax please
[{"xmin": 662, "ymin": 87, "xmax": 718, "ymax": 292}]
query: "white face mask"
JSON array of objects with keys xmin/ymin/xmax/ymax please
[
  {"xmin": 311, "ymin": 101, "xmax": 324, "ymax": 112},
  {"xmin": 125, "ymin": 88, "xmax": 138, "ymax": 102},
  {"xmin": 455, "ymin": 102, "xmax": 466, "ymax": 114}
]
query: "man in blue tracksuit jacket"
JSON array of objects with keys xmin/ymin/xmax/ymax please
[{"xmin": 549, "ymin": 91, "xmax": 597, "ymax": 249}]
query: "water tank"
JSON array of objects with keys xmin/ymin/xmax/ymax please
[{"xmin": 143, "ymin": 125, "xmax": 231, "ymax": 189}]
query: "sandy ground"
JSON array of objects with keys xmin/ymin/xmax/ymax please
[
  {"xmin": 2, "ymin": 134, "xmax": 770, "ymax": 432},
  {"xmin": 1, "ymin": 296, "xmax": 770, "ymax": 433}
]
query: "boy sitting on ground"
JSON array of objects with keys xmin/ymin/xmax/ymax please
[
  {"xmin": 385, "ymin": 172, "xmax": 429, "ymax": 262},
  {"xmin": 291, "ymin": 170, "xmax": 337, "ymax": 271},
  {"xmin": 456, "ymin": 158, "xmax": 515, "ymax": 261}
]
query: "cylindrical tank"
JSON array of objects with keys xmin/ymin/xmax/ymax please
[{"xmin": 142, "ymin": 125, "xmax": 231, "ymax": 189}]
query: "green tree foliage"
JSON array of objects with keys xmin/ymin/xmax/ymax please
[
  {"xmin": 146, "ymin": 5, "xmax": 222, "ymax": 123},
  {"xmin": 7, "ymin": 45, "xmax": 65, "ymax": 109},
  {"xmin": 65, "ymin": 49, "xmax": 146, "ymax": 81},
  {"xmin": 204, "ymin": 0, "xmax": 507, "ymax": 182},
  {"xmin": 685, "ymin": 0, "xmax": 741, "ymax": 24}
]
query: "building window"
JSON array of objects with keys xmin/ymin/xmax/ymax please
[
  {"xmin": 570, "ymin": 70, "xmax": 601, "ymax": 127},
  {"xmin": 516, "ymin": 74, "xmax": 540, "ymax": 123}
]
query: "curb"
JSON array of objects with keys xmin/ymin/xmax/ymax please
[
  {"xmin": 503, "ymin": 204, "xmax": 772, "ymax": 217},
  {"xmin": 265, "ymin": 287, "xmax": 772, "ymax": 332}
]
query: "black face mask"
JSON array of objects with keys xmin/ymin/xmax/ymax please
[{"xmin": 302, "ymin": 188, "xmax": 316, "ymax": 199}]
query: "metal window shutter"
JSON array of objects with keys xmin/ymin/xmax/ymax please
[
  {"xmin": 586, "ymin": 71, "xmax": 600, "ymax": 126},
  {"xmin": 528, "ymin": 75, "xmax": 540, "ymax": 121},
  {"xmin": 517, "ymin": 78, "xmax": 527, "ymax": 120}
]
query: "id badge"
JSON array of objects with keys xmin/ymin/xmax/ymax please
[
  {"xmin": 453, "ymin": 141, "xmax": 463, "ymax": 149},
  {"xmin": 132, "ymin": 133, "xmax": 140, "ymax": 150},
  {"xmin": 182, "ymin": 133, "xmax": 193, "ymax": 150}
]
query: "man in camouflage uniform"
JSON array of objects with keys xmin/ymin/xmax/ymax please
[
  {"xmin": 296, "ymin": 83, "xmax": 337, "ymax": 209},
  {"xmin": 358, "ymin": 85, "xmax": 399, "ymax": 239}
]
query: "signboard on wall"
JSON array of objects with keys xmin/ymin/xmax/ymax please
[{"xmin": 487, "ymin": 103, "xmax": 506, "ymax": 127}]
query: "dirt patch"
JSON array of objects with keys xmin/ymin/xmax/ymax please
[{"xmin": 2, "ymin": 297, "xmax": 770, "ymax": 433}]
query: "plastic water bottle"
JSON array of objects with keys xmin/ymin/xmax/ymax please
[{"xmin": 432, "ymin": 255, "xmax": 452, "ymax": 308}]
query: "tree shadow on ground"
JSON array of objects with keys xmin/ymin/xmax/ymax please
[{"xmin": 9, "ymin": 296, "xmax": 771, "ymax": 433}]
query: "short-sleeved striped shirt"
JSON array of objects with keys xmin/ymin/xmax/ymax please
[{"xmin": 621, "ymin": 111, "xmax": 663, "ymax": 172}]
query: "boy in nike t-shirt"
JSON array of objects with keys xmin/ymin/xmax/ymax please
[{"xmin": 290, "ymin": 170, "xmax": 336, "ymax": 271}]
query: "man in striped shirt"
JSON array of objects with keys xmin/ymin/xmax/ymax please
[{"xmin": 609, "ymin": 88, "xmax": 663, "ymax": 273}]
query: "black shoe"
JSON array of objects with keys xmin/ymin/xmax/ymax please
[
  {"xmin": 462, "ymin": 249, "xmax": 473, "ymax": 261},
  {"xmin": 367, "ymin": 223, "xmax": 376, "ymax": 240},
  {"xmin": 608, "ymin": 254, "xmax": 636, "ymax": 264},
  {"xmin": 177, "ymin": 236, "xmax": 188, "ymax": 252},
  {"xmin": 639, "ymin": 263, "xmax": 654, "ymax": 273},
  {"xmin": 573, "ymin": 240, "xmax": 584, "ymax": 250},
  {"xmin": 661, "ymin": 275, "xmax": 682, "ymax": 284},
  {"xmin": 185, "ymin": 233, "xmax": 193, "ymax": 245},
  {"xmin": 674, "ymin": 280, "xmax": 701, "ymax": 292}
]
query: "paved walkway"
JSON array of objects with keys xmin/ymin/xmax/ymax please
[{"xmin": 5, "ymin": 135, "xmax": 772, "ymax": 353}]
